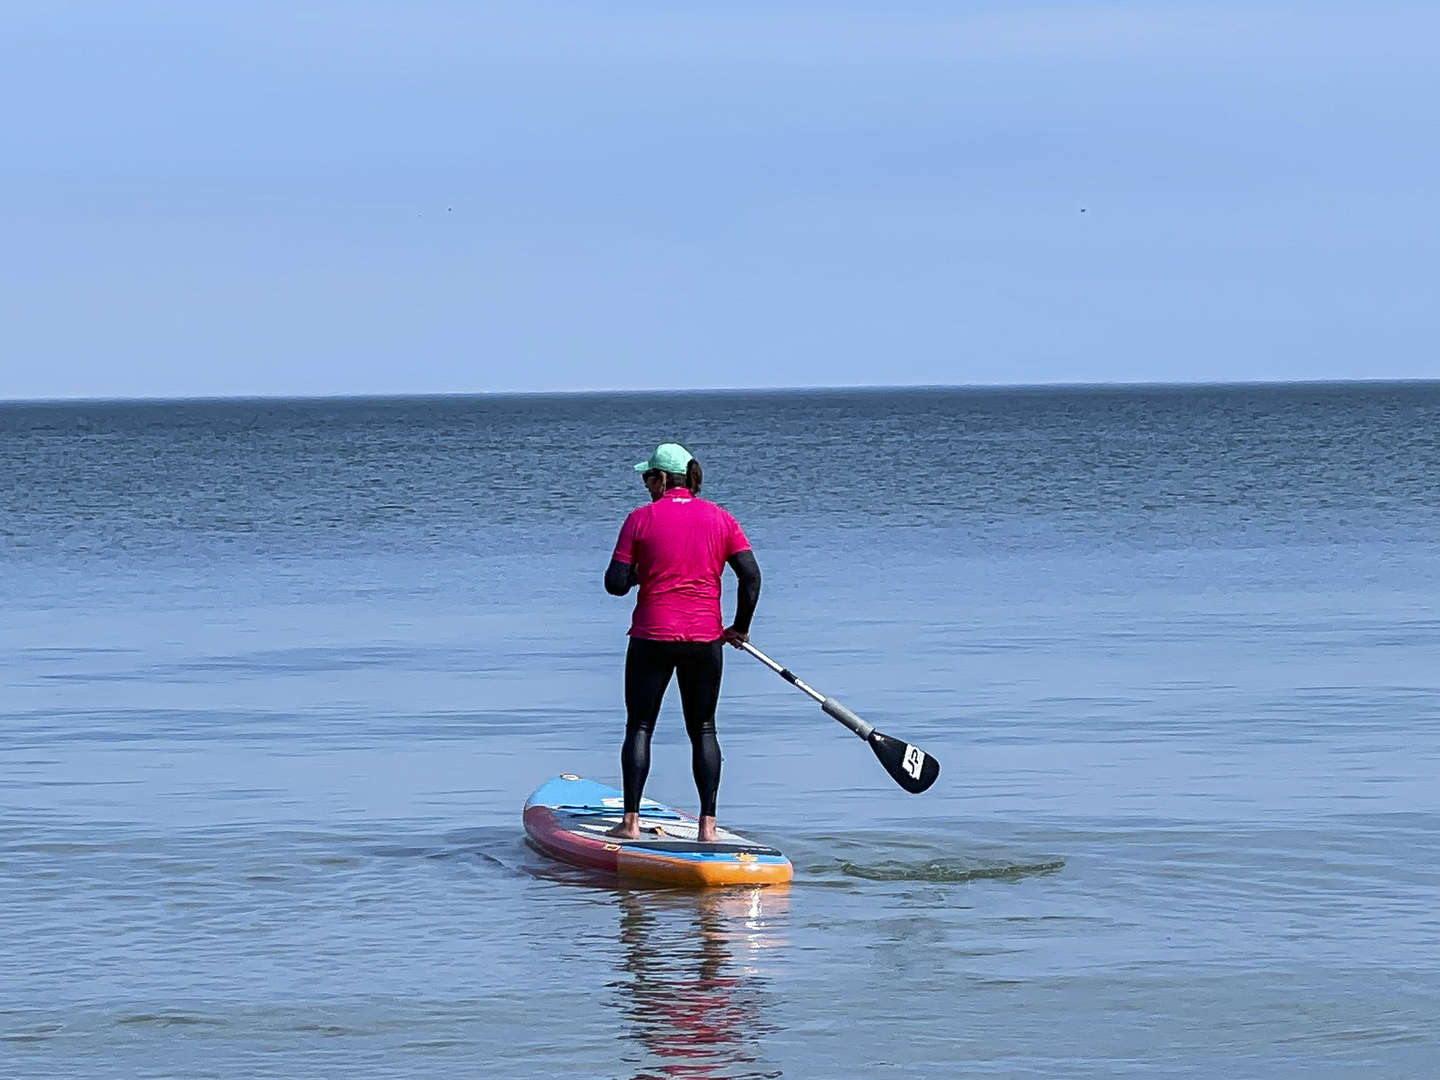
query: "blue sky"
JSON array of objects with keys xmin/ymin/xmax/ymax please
[{"xmin": 3, "ymin": 1, "xmax": 1436, "ymax": 398}]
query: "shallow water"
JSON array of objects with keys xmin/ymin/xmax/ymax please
[{"xmin": 3, "ymin": 385, "xmax": 1438, "ymax": 1077}]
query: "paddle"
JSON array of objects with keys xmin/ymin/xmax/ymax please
[{"xmin": 737, "ymin": 641, "xmax": 940, "ymax": 794}]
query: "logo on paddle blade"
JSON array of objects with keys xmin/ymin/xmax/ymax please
[{"xmin": 902, "ymin": 745, "xmax": 925, "ymax": 779}]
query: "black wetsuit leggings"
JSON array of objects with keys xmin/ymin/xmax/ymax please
[{"xmin": 621, "ymin": 637, "xmax": 724, "ymax": 817}]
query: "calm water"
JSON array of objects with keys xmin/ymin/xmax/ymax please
[{"xmin": 2, "ymin": 384, "xmax": 1438, "ymax": 1078}]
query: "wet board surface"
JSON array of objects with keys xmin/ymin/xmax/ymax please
[{"xmin": 522, "ymin": 775, "xmax": 793, "ymax": 887}]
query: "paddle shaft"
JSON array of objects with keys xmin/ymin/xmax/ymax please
[
  {"xmin": 738, "ymin": 640, "xmax": 941, "ymax": 794},
  {"xmin": 738, "ymin": 641, "xmax": 875, "ymax": 739}
]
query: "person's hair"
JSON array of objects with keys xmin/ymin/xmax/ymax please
[{"xmin": 664, "ymin": 458, "xmax": 703, "ymax": 495}]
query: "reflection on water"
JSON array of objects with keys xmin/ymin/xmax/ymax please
[{"xmin": 610, "ymin": 887, "xmax": 789, "ymax": 1080}]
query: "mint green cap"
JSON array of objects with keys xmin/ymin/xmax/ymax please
[{"xmin": 634, "ymin": 442, "xmax": 694, "ymax": 474}]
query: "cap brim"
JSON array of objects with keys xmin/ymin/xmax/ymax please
[{"xmin": 633, "ymin": 460, "xmax": 651, "ymax": 472}]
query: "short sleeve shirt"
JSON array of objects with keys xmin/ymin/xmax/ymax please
[{"xmin": 612, "ymin": 488, "xmax": 751, "ymax": 641}]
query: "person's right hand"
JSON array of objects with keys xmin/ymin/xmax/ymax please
[{"xmin": 722, "ymin": 626, "xmax": 749, "ymax": 648}]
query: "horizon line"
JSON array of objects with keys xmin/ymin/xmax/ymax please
[{"xmin": 3, "ymin": 376, "xmax": 1438, "ymax": 407}]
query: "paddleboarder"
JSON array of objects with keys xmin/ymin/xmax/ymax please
[{"xmin": 604, "ymin": 443, "xmax": 761, "ymax": 843}]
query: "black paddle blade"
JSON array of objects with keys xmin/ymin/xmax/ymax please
[{"xmin": 867, "ymin": 730, "xmax": 940, "ymax": 794}]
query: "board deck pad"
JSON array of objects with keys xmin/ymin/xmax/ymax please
[{"xmin": 523, "ymin": 775, "xmax": 792, "ymax": 887}]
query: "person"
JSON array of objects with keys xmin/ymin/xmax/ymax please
[{"xmin": 604, "ymin": 442, "xmax": 761, "ymax": 843}]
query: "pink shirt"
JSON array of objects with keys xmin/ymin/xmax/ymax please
[{"xmin": 612, "ymin": 488, "xmax": 751, "ymax": 641}]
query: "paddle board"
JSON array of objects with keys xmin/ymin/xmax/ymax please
[{"xmin": 523, "ymin": 774, "xmax": 793, "ymax": 887}]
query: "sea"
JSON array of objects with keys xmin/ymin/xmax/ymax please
[{"xmin": 2, "ymin": 383, "xmax": 1437, "ymax": 1078}]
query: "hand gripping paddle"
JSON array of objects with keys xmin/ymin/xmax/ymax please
[{"xmin": 738, "ymin": 641, "xmax": 940, "ymax": 794}]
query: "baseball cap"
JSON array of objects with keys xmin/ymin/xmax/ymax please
[{"xmin": 633, "ymin": 442, "xmax": 694, "ymax": 475}]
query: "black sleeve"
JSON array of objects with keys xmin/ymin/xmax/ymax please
[
  {"xmin": 726, "ymin": 549, "xmax": 761, "ymax": 633},
  {"xmin": 605, "ymin": 558, "xmax": 638, "ymax": 596}
]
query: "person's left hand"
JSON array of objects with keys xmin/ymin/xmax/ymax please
[{"xmin": 722, "ymin": 626, "xmax": 749, "ymax": 648}]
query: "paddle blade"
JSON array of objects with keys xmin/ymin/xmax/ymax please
[{"xmin": 867, "ymin": 731, "xmax": 940, "ymax": 794}]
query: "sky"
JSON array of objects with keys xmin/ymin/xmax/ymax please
[{"xmin": 2, "ymin": 1, "xmax": 1437, "ymax": 399}]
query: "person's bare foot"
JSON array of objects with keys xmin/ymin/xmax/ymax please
[
  {"xmin": 697, "ymin": 814, "xmax": 718, "ymax": 843},
  {"xmin": 605, "ymin": 812, "xmax": 640, "ymax": 840}
]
